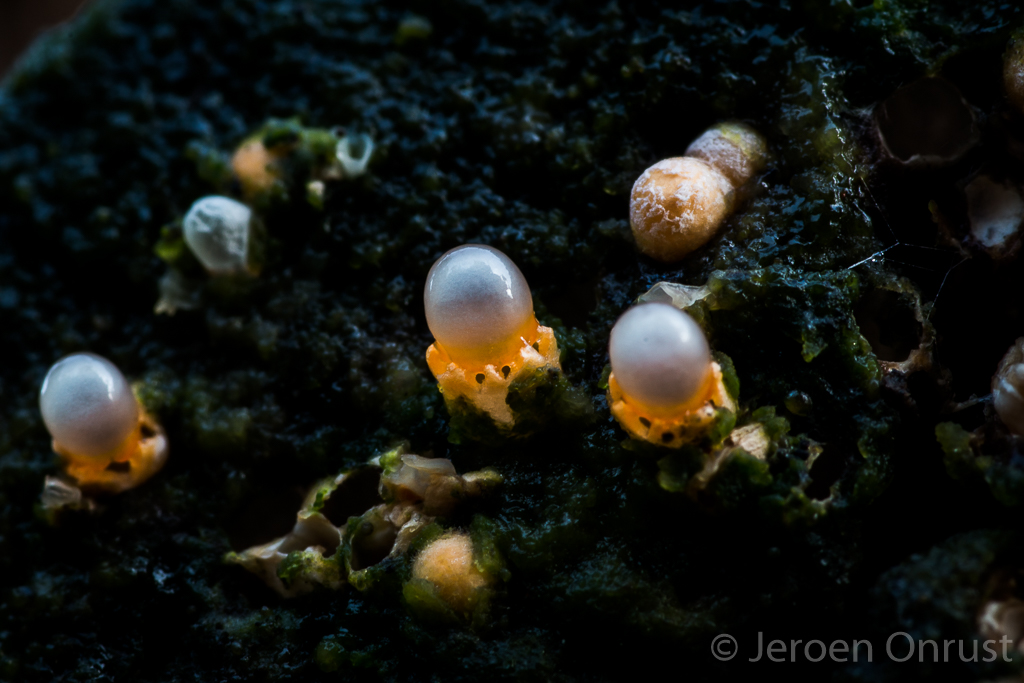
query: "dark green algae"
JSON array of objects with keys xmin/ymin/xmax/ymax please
[{"xmin": 1, "ymin": 0, "xmax": 1024, "ymax": 680}]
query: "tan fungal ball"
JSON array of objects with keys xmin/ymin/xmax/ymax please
[
  {"xmin": 424, "ymin": 244, "xmax": 536, "ymax": 365},
  {"xmin": 629, "ymin": 157, "xmax": 732, "ymax": 262},
  {"xmin": 685, "ymin": 122, "xmax": 768, "ymax": 188},
  {"xmin": 411, "ymin": 532, "xmax": 489, "ymax": 614},
  {"xmin": 994, "ymin": 339, "xmax": 1024, "ymax": 437},
  {"xmin": 232, "ymin": 139, "xmax": 282, "ymax": 197},
  {"xmin": 609, "ymin": 303, "xmax": 712, "ymax": 417},
  {"xmin": 39, "ymin": 353, "xmax": 139, "ymax": 459},
  {"xmin": 1006, "ymin": 36, "xmax": 1024, "ymax": 115}
]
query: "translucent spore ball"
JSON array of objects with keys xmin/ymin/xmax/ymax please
[
  {"xmin": 40, "ymin": 353, "xmax": 139, "ymax": 459},
  {"xmin": 424, "ymin": 244, "xmax": 561, "ymax": 429},
  {"xmin": 609, "ymin": 303, "xmax": 713, "ymax": 417},
  {"xmin": 425, "ymin": 244, "xmax": 536, "ymax": 367},
  {"xmin": 39, "ymin": 353, "xmax": 168, "ymax": 494},
  {"xmin": 607, "ymin": 303, "xmax": 735, "ymax": 448},
  {"xmin": 182, "ymin": 196, "xmax": 254, "ymax": 275}
]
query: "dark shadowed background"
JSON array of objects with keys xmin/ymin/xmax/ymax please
[{"xmin": 0, "ymin": 0, "xmax": 89, "ymax": 77}]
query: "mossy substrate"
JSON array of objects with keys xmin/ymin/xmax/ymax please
[{"xmin": 2, "ymin": 0, "xmax": 1024, "ymax": 680}]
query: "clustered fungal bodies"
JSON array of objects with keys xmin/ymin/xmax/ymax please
[
  {"xmin": 424, "ymin": 244, "xmax": 562, "ymax": 434},
  {"xmin": 227, "ymin": 446, "xmax": 503, "ymax": 623},
  {"xmin": 157, "ymin": 120, "xmax": 375, "ymax": 313},
  {"xmin": 607, "ymin": 302, "xmax": 734, "ymax": 449},
  {"xmin": 629, "ymin": 122, "xmax": 768, "ymax": 262},
  {"xmin": 231, "ymin": 119, "xmax": 374, "ymax": 206},
  {"xmin": 39, "ymin": 353, "xmax": 167, "ymax": 496}
]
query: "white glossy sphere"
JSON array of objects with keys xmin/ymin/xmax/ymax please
[
  {"xmin": 609, "ymin": 303, "xmax": 712, "ymax": 412},
  {"xmin": 39, "ymin": 353, "xmax": 139, "ymax": 458},
  {"xmin": 424, "ymin": 244, "xmax": 534, "ymax": 358},
  {"xmin": 994, "ymin": 363, "xmax": 1024, "ymax": 437},
  {"xmin": 182, "ymin": 196, "xmax": 252, "ymax": 274}
]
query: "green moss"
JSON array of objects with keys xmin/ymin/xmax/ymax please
[
  {"xmin": 446, "ymin": 364, "xmax": 594, "ymax": 445},
  {"xmin": 936, "ymin": 421, "xmax": 1024, "ymax": 507},
  {"xmin": 277, "ymin": 548, "xmax": 344, "ymax": 590},
  {"xmin": 937, "ymin": 421, "xmax": 977, "ymax": 481}
]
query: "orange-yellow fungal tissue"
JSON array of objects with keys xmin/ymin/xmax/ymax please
[
  {"xmin": 232, "ymin": 137, "xmax": 287, "ymax": 198},
  {"xmin": 607, "ymin": 303, "xmax": 734, "ymax": 448},
  {"xmin": 424, "ymin": 244, "xmax": 560, "ymax": 426},
  {"xmin": 39, "ymin": 353, "xmax": 167, "ymax": 494},
  {"xmin": 630, "ymin": 122, "xmax": 767, "ymax": 262},
  {"xmin": 411, "ymin": 532, "xmax": 492, "ymax": 615}
]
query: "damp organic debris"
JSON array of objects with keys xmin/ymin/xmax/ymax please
[{"xmin": 2, "ymin": 0, "xmax": 1024, "ymax": 681}]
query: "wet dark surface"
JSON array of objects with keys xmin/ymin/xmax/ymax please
[
  {"xmin": 1, "ymin": 1, "xmax": 1024, "ymax": 681},
  {"xmin": 0, "ymin": 0, "xmax": 89, "ymax": 77}
]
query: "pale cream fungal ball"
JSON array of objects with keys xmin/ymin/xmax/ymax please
[
  {"xmin": 609, "ymin": 303, "xmax": 712, "ymax": 417},
  {"xmin": 965, "ymin": 175, "xmax": 1024, "ymax": 253},
  {"xmin": 685, "ymin": 122, "xmax": 768, "ymax": 188},
  {"xmin": 629, "ymin": 156, "xmax": 733, "ymax": 262},
  {"xmin": 993, "ymin": 339, "xmax": 1024, "ymax": 437},
  {"xmin": 424, "ymin": 244, "xmax": 536, "ymax": 365},
  {"xmin": 994, "ymin": 363, "xmax": 1024, "ymax": 436},
  {"xmin": 411, "ymin": 532, "xmax": 490, "ymax": 614},
  {"xmin": 182, "ymin": 196, "xmax": 253, "ymax": 275},
  {"xmin": 39, "ymin": 353, "xmax": 139, "ymax": 459}
]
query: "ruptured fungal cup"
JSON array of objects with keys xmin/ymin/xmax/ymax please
[
  {"xmin": 607, "ymin": 303, "xmax": 734, "ymax": 448},
  {"xmin": 182, "ymin": 196, "xmax": 256, "ymax": 276},
  {"xmin": 630, "ymin": 122, "xmax": 767, "ymax": 262},
  {"xmin": 39, "ymin": 353, "xmax": 167, "ymax": 493},
  {"xmin": 424, "ymin": 244, "xmax": 561, "ymax": 428}
]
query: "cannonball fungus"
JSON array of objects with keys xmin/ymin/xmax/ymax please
[
  {"xmin": 410, "ymin": 532, "xmax": 492, "ymax": 615},
  {"xmin": 232, "ymin": 138, "xmax": 285, "ymax": 198},
  {"xmin": 227, "ymin": 449, "xmax": 501, "ymax": 598},
  {"xmin": 424, "ymin": 244, "xmax": 561, "ymax": 427},
  {"xmin": 425, "ymin": 244, "xmax": 536, "ymax": 366},
  {"xmin": 607, "ymin": 303, "xmax": 734, "ymax": 448},
  {"xmin": 629, "ymin": 122, "xmax": 767, "ymax": 262},
  {"xmin": 39, "ymin": 353, "xmax": 167, "ymax": 493},
  {"xmin": 965, "ymin": 175, "xmax": 1024, "ymax": 256},
  {"xmin": 684, "ymin": 121, "xmax": 769, "ymax": 189},
  {"xmin": 609, "ymin": 303, "xmax": 712, "ymax": 417},
  {"xmin": 182, "ymin": 196, "xmax": 255, "ymax": 276},
  {"xmin": 993, "ymin": 338, "xmax": 1024, "ymax": 437},
  {"xmin": 875, "ymin": 77, "xmax": 979, "ymax": 167}
]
